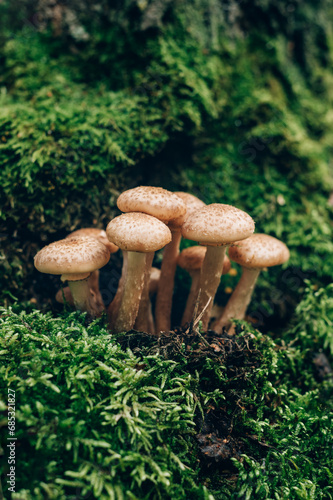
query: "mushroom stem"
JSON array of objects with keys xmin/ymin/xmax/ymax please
[
  {"xmin": 67, "ymin": 278, "xmax": 93, "ymax": 314},
  {"xmin": 181, "ymin": 271, "xmax": 200, "ymax": 326},
  {"xmin": 212, "ymin": 267, "xmax": 260, "ymax": 334},
  {"xmin": 88, "ymin": 270, "xmax": 105, "ymax": 312},
  {"xmin": 155, "ymin": 231, "xmax": 182, "ymax": 333},
  {"xmin": 108, "ymin": 251, "xmax": 128, "ymax": 325},
  {"xmin": 135, "ymin": 252, "xmax": 155, "ymax": 333},
  {"xmin": 197, "ymin": 246, "xmax": 226, "ymax": 331},
  {"xmin": 111, "ymin": 251, "xmax": 147, "ymax": 333}
]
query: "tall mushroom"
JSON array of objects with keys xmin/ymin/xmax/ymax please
[
  {"xmin": 154, "ymin": 192, "xmax": 206, "ymax": 332},
  {"xmin": 116, "ymin": 186, "xmax": 187, "ymax": 333},
  {"xmin": 106, "ymin": 212, "xmax": 171, "ymax": 333},
  {"xmin": 182, "ymin": 204, "xmax": 255, "ymax": 331},
  {"xmin": 177, "ymin": 246, "xmax": 230, "ymax": 326},
  {"xmin": 212, "ymin": 234, "xmax": 290, "ymax": 334},
  {"xmin": 34, "ymin": 237, "xmax": 110, "ymax": 317}
]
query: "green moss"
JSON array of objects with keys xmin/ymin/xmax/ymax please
[{"xmin": 1, "ymin": 282, "xmax": 333, "ymax": 498}]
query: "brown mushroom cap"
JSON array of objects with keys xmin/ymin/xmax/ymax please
[
  {"xmin": 106, "ymin": 212, "xmax": 172, "ymax": 253},
  {"xmin": 168, "ymin": 192, "xmax": 206, "ymax": 231},
  {"xmin": 228, "ymin": 234, "xmax": 290, "ymax": 269},
  {"xmin": 34, "ymin": 237, "xmax": 110, "ymax": 276},
  {"xmin": 178, "ymin": 245, "xmax": 231, "ymax": 273},
  {"xmin": 182, "ymin": 204, "xmax": 255, "ymax": 246},
  {"xmin": 175, "ymin": 192, "xmax": 206, "ymax": 217},
  {"xmin": 66, "ymin": 228, "xmax": 119, "ymax": 254},
  {"xmin": 177, "ymin": 246, "xmax": 207, "ymax": 271},
  {"xmin": 117, "ymin": 186, "xmax": 186, "ymax": 222}
]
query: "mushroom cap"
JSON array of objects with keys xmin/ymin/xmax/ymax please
[
  {"xmin": 106, "ymin": 212, "xmax": 172, "ymax": 253},
  {"xmin": 181, "ymin": 204, "xmax": 255, "ymax": 246},
  {"xmin": 169, "ymin": 192, "xmax": 206, "ymax": 231},
  {"xmin": 228, "ymin": 234, "xmax": 290, "ymax": 269},
  {"xmin": 117, "ymin": 186, "xmax": 186, "ymax": 222},
  {"xmin": 66, "ymin": 228, "xmax": 119, "ymax": 254},
  {"xmin": 178, "ymin": 245, "xmax": 231, "ymax": 274},
  {"xmin": 177, "ymin": 246, "xmax": 207, "ymax": 270},
  {"xmin": 34, "ymin": 237, "xmax": 110, "ymax": 276}
]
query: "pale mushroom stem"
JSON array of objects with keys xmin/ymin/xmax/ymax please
[
  {"xmin": 111, "ymin": 251, "xmax": 147, "ymax": 333},
  {"xmin": 67, "ymin": 278, "xmax": 93, "ymax": 314},
  {"xmin": 197, "ymin": 246, "xmax": 227, "ymax": 331},
  {"xmin": 155, "ymin": 231, "xmax": 182, "ymax": 333},
  {"xmin": 108, "ymin": 251, "xmax": 128, "ymax": 325},
  {"xmin": 181, "ymin": 270, "xmax": 200, "ymax": 326},
  {"xmin": 135, "ymin": 252, "xmax": 155, "ymax": 333},
  {"xmin": 212, "ymin": 267, "xmax": 260, "ymax": 334}
]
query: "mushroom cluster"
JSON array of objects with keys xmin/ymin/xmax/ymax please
[{"xmin": 34, "ymin": 185, "xmax": 289, "ymax": 334}]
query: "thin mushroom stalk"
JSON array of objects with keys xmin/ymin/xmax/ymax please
[
  {"xmin": 66, "ymin": 277, "xmax": 93, "ymax": 313},
  {"xmin": 212, "ymin": 267, "xmax": 260, "ymax": 334},
  {"xmin": 182, "ymin": 270, "xmax": 201, "ymax": 326},
  {"xmin": 107, "ymin": 251, "xmax": 128, "ymax": 325},
  {"xmin": 155, "ymin": 231, "xmax": 182, "ymax": 332},
  {"xmin": 135, "ymin": 252, "xmax": 155, "ymax": 333},
  {"xmin": 62, "ymin": 273, "xmax": 106, "ymax": 318},
  {"xmin": 178, "ymin": 247, "xmax": 230, "ymax": 327},
  {"xmin": 197, "ymin": 246, "xmax": 227, "ymax": 331},
  {"xmin": 111, "ymin": 251, "xmax": 147, "ymax": 333}
]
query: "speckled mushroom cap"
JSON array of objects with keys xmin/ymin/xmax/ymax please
[
  {"xmin": 181, "ymin": 204, "xmax": 255, "ymax": 246},
  {"xmin": 117, "ymin": 186, "xmax": 186, "ymax": 223},
  {"xmin": 178, "ymin": 245, "xmax": 231, "ymax": 273},
  {"xmin": 34, "ymin": 237, "xmax": 111, "ymax": 276},
  {"xmin": 106, "ymin": 212, "xmax": 172, "ymax": 253},
  {"xmin": 66, "ymin": 228, "xmax": 119, "ymax": 254},
  {"xmin": 228, "ymin": 234, "xmax": 290, "ymax": 269},
  {"xmin": 169, "ymin": 192, "xmax": 206, "ymax": 231}
]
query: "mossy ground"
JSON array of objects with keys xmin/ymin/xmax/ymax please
[
  {"xmin": 1, "ymin": 0, "xmax": 333, "ymax": 498},
  {"xmin": 1, "ymin": 282, "xmax": 333, "ymax": 499}
]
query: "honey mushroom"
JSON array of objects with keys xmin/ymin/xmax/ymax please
[
  {"xmin": 106, "ymin": 212, "xmax": 171, "ymax": 333},
  {"xmin": 34, "ymin": 237, "xmax": 110, "ymax": 317},
  {"xmin": 55, "ymin": 227, "xmax": 119, "ymax": 310},
  {"xmin": 116, "ymin": 186, "xmax": 186, "ymax": 333},
  {"xmin": 212, "ymin": 234, "xmax": 290, "ymax": 334},
  {"xmin": 177, "ymin": 246, "xmax": 231, "ymax": 326},
  {"xmin": 154, "ymin": 191, "xmax": 206, "ymax": 332},
  {"xmin": 182, "ymin": 204, "xmax": 255, "ymax": 331}
]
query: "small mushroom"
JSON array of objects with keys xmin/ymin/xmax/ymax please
[
  {"xmin": 178, "ymin": 246, "xmax": 230, "ymax": 326},
  {"xmin": 117, "ymin": 186, "xmax": 187, "ymax": 333},
  {"xmin": 106, "ymin": 212, "xmax": 171, "ymax": 333},
  {"xmin": 34, "ymin": 237, "xmax": 110, "ymax": 317},
  {"xmin": 182, "ymin": 204, "xmax": 255, "ymax": 331},
  {"xmin": 212, "ymin": 234, "xmax": 290, "ymax": 334},
  {"xmin": 63, "ymin": 227, "xmax": 119, "ymax": 310},
  {"xmin": 66, "ymin": 228, "xmax": 119, "ymax": 254}
]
